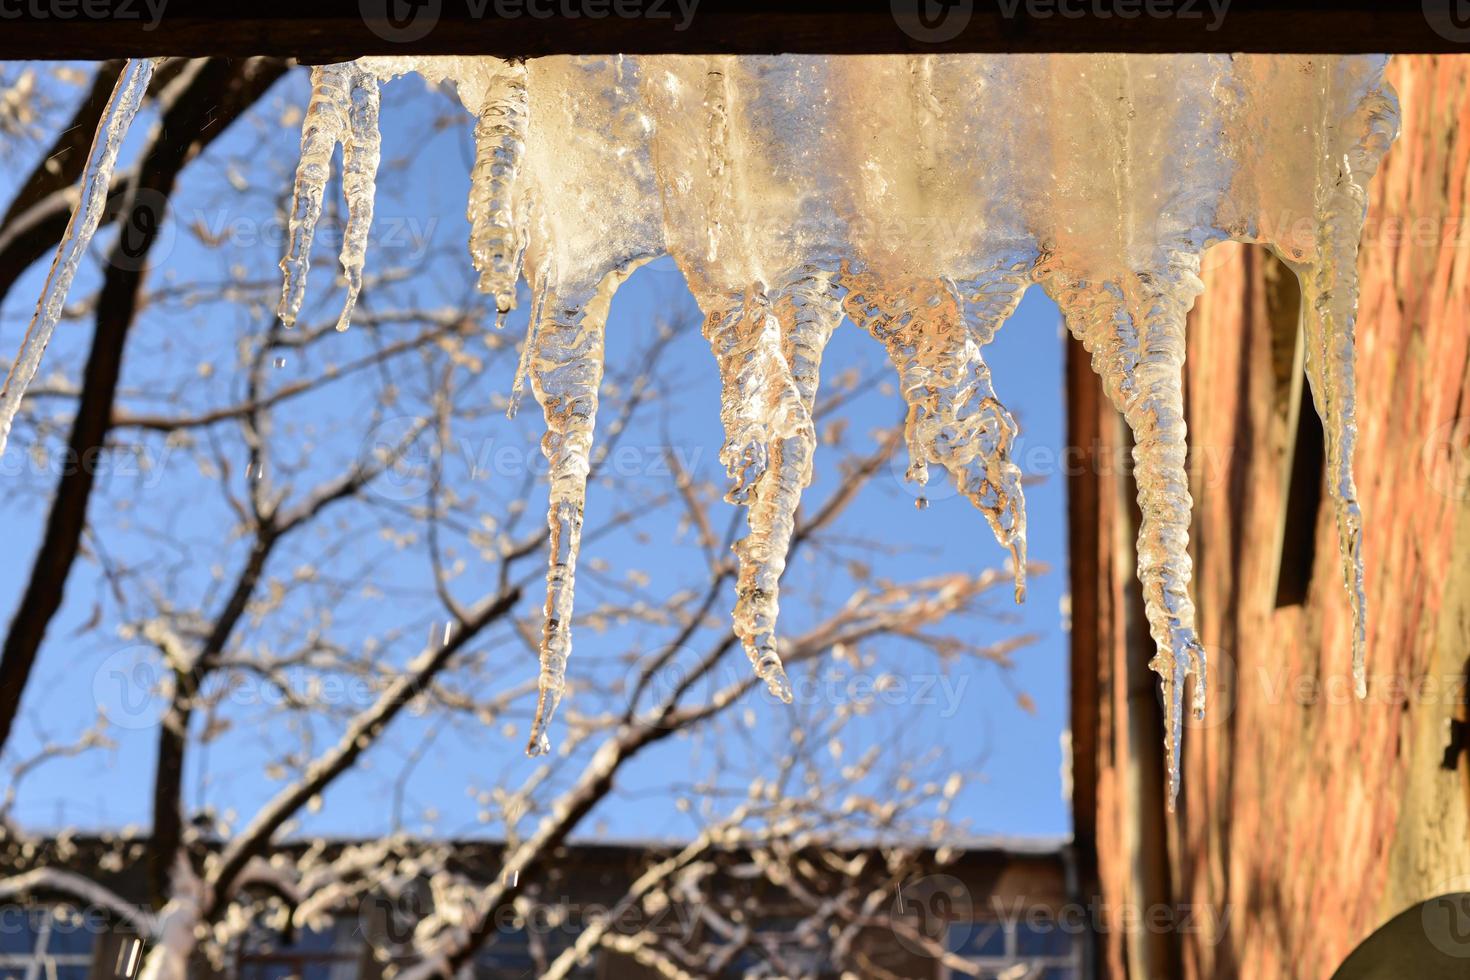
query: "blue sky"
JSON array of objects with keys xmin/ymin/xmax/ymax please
[{"xmin": 0, "ymin": 65, "xmax": 1072, "ymax": 843}]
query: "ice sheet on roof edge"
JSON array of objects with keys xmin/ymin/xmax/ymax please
[
  {"xmin": 1, "ymin": 54, "xmax": 1397, "ymax": 808},
  {"xmin": 286, "ymin": 53, "xmax": 1401, "ymax": 804}
]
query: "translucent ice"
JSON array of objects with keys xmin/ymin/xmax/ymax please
[
  {"xmin": 257, "ymin": 54, "xmax": 1401, "ymax": 783},
  {"xmin": 467, "ymin": 61, "xmax": 530, "ymax": 314},
  {"xmin": 0, "ymin": 58, "xmax": 155, "ymax": 459}
]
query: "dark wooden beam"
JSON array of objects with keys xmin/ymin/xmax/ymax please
[{"xmin": 0, "ymin": 1, "xmax": 1464, "ymax": 60}]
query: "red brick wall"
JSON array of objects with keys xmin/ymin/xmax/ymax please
[{"xmin": 1072, "ymin": 55, "xmax": 1470, "ymax": 980}]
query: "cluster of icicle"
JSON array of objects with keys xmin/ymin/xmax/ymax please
[{"xmin": 2, "ymin": 54, "xmax": 1398, "ymax": 806}]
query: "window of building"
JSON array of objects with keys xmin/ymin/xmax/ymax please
[
  {"xmin": 1263, "ymin": 254, "xmax": 1323, "ymax": 609},
  {"xmin": 722, "ymin": 916, "xmax": 834, "ymax": 978},
  {"xmin": 0, "ymin": 905, "xmax": 99, "ymax": 980},
  {"xmin": 946, "ymin": 917, "xmax": 1080, "ymax": 980},
  {"xmin": 459, "ymin": 924, "xmax": 595, "ymax": 979},
  {"xmin": 237, "ymin": 919, "xmax": 362, "ymax": 980}
]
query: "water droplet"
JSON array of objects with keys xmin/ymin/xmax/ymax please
[
  {"xmin": 914, "ymin": 496, "xmax": 929, "ymax": 511},
  {"xmin": 273, "ymin": 356, "xmax": 286, "ymax": 369},
  {"xmin": 503, "ymin": 867, "xmax": 519, "ymax": 887},
  {"xmin": 116, "ymin": 937, "xmax": 143, "ymax": 977}
]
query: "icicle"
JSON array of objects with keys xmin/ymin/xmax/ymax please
[
  {"xmin": 844, "ymin": 270, "xmax": 1031, "ymax": 603},
  {"xmin": 335, "ymin": 66, "xmax": 382, "ymax": 333},
  {"xmin": 0, "ymin": 58, "xmax": 155, "ymax": 459},
  {"xmin": 277, "ymin": 64, "xmax": 353, "ymax": 329},
  {"xmin": 507, "ymin": 257, "xmax": 551, "ymax": 421},
  {"xmin": 953, "ymin": 270, "xmax": 1032, "ymax": 601},
  {"xmin": 711, "ymin": 265, "xmax": 845, "ymax": 702},
  {"xmin": 700, "ymin": 66, "xmax": 730, "ymax": 266},
  {"xmin": 1048, "ymin": 257, "xmax": 1207, "ymax": 807},
  {"xmin": 467, "ymin": 62, "xmax": 530, "ymax": 314},
  {"xmin": 703, "ymin": 292, "xmax": 799, "ymax": 507},
  {"xmin": 524, "ymin": 263, "xmax": 646, "ymax": 757},
  {"xmin": 1295, "ymin": 63, "xmax": 1400, "ymax": 701}
]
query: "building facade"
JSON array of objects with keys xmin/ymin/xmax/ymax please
[
  {"xmin": 0, "ymin": 836, "xmax": 1081, "ymax": 979},
  {"xmin": 1069, "ymin": 53, "xmax": 1470, "ymax": 980}
]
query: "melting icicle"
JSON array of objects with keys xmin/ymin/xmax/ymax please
[
  {"xmin": 0, "ymin": 58, "xmax": 155, "ymax": 459},
  {"xmin": 702, "ymin": 293, "xmax": 801, "ymax": 508},
  {"xmin": 336, "ymin": 66, "xmax": 382, "ymax": 333},
  {"xmin": 278, "ymin": 64, "xmax": 351, "ymax": 329},
  {"xmin": 467, "ymin": 62, "xmax": 530, "ymax": 314},
  {"xmin": 280, "ymin": 63, "xmax": 383, "ymax": 333},
  {"xmin": 1295, "ymin": 62, "xmax": 1400, "ymax": 701},
  {"xmin": 523, "ymin": 264, "xmax": 647, "ymax": 757},
  {"xmin": 1023, "ymin": 53, "xmax": 1232, "ymax": 806},
  {"xmin": 514, "ymin": 55, "xmax": 662, "ymax": 755},
  {"xmin": 507, "ymin": 259, "xmax": 551, "ymax": 421},
  {"xmin": 844, "ymin": 270, "xmax": 1031, "ymax": 603},
  {"xmin": 1047, "ymin": 258, "xmax": 1208, "ymax": 806},
  {"xmin": 954, "ymin": 271, "xmax": 1032, "ymax": 600},
  {"xmin": 719, "ymin": 265, "xmax": 846, "ymax": 703}
]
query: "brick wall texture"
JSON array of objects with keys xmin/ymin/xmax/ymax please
[{"xmin": 1074, "ymin": 54, "xmax": 1470, "ymax": 980}]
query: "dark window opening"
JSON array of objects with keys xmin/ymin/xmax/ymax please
[{"xmin": 1275, "ymin": 377, "xmax": 1325, "ymax": 608}]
